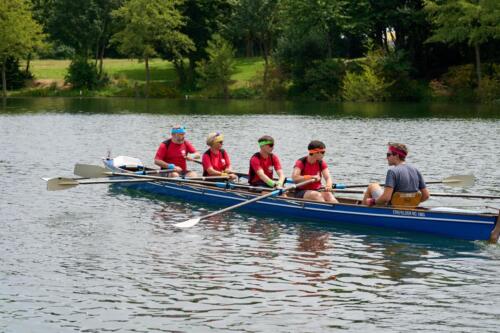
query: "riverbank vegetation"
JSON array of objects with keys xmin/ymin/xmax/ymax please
[{"xmin": 2, "ymin": 0, "xmax": 500, "ymax": 103}]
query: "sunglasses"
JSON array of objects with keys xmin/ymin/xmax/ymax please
[
  {"xmin": 218, "ymin": 141, "xmax": 223, "ymax": 144},
  {"xmin": 386, "ymin": 152, "xmax": 396, "ymax": 157},
  {"xmin": 267, "ymin": 144, "xmax": 274, "ymax": 147}
]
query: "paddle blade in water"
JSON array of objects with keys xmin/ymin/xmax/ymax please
[
  {"xmin": 174, "ymin": 218, "xmax": 201, "ymax": 228},
  {"xmin": 442, "ymin": 175, "xmax": 475, "ymax": 188},
  {"xmin": 44, "ymin": 177, "xmax": 79, "ymax": 191},
  {"xmin": 74, "ymin": 164, "xmax": 108, "ymax": 178}
]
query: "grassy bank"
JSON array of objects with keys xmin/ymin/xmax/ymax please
[{"xmin": 14, "ymin": 58, "xmax": 264, "ymax": 98}]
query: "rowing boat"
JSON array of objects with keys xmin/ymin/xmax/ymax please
[{"xmin": 101, "ymin": 158, "xmax": 499, "ymax": 241}]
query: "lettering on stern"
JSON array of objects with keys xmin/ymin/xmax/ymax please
[{"xmin": 392, "ymin": 209, "xmax": 426, "ymax": 217}]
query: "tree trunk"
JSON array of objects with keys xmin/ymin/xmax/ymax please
[
  {"xmin": 145, "ymin": 56, "xmax": 150, "ymax": 98},
  {"xmin": 26, "ymin": 53, "xmax": 31, "ymax": 73},
  {"xmin": 2, "ymin": 61, "xmax": 7, "ymax": 100},
  {"xmin": 474, "ymin": 42, "xmax": 482, "ymax": 84},
  {"xmin": 173, "ymin": 59, "xmax": 186, "ymax": 88},
  {"xmin": 99, "ymin": 42, "xmax": 105, "ymax": 76},
  {"xmin": 188, "ymin": 57, "xmax": 196, "ymax": 89},
  {"xmin": 246, "ymin": 35, "xmax": 254, "ymax": 57},
  {"xmin": 261, "ymin": 40, "xmax": 270, "ymax": 87}
]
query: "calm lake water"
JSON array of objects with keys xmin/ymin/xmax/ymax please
[{"xmin": 1, "ymin": 98, "xmax": 500, "ymax": 332}]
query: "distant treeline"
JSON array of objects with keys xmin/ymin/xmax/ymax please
[{"xmin": 2, "ymin": 0, "xmax": 500, "ymax": 102}]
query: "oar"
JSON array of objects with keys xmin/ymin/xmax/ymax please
[
  {"xmin": 331, "ymin": 189, "xmax": 500, "ymax": 200},
  {"xmin": 44, "ymin": 174, "xmax": 238, "ymax": 191},
  {"xmin": 174, "ymin": 178, "xmax": 316, "ymax": 228},
  {"xmin": 338, "ymin": 174, "xmax": 475, "ymax": 189},
  {"xmin": 44, "ymin": 177, "xmax": 155, "ymax": 191},
  {"xmin": 74, "ymin": 163, "xmax": 229, "ymax": 182}
]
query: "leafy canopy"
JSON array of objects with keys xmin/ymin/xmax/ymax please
[
  {"xmin": 425, "ymin": 0, "xmax": 500, "ymax": 46},
  {"xmin": 111, "ymin": 0, "xmax": 194, "ymax": 61},
  {"xmin": 0, "ymin": 0, "xmax": 44, "ymax": 63}
]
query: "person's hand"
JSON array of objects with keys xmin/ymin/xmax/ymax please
[
  {"xmin": 324, "ymin": 185, "xmax": 332, "ymax": 192},
  {"xmin": 228, "ymin": 173, "xmax": 237, "ymax": 180},
  {"xmin": 367, "ymin": 198, "xmax": 376, "ymax": 206},
  {"xmin": 174, "ymin": 166, "xmax": 183, "ymax": 173},
  {"xmin": 185, "ymin": 155, "xmax": 193, "ymax": 161},
  {"xmin": 192, "ymin": 153, "xmax": 201, "ymax": 160}
]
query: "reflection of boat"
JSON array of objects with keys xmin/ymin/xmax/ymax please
[{"xmin": 104, "ymin": 158, "xmax": 498, "ymax": 242}]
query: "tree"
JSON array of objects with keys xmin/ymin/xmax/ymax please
[
  {"xmin": 196, "ymin": 34, "xmax": 236, "ymax": 99},
  {"xmin": 229, "ymin": 0, "xmax": 280, "ymax": 85},
  {"xmin": 175, "ymin": 0, "xmax": 234, "ymax": 89},
  {"xmin": 425, "ymin": 0, "xmax": 500, "ymax": 83},
  {"xmin": 0, "ymin": 0, "xmax": 44, "ymax": 98},
  {"xmin": 111, "ymin": 0, "xmax": 194, "ymax": 97}
]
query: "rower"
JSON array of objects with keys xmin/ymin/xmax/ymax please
[
  {"xmin": 202, "ymin": 132, "xmax": 237, "ymax": 180},
  {"xmin": 248, "ymin": 135, "xmax": 285, "ymax": 189},
  {"xmin": 291, "ymin": 140, "xmax": 338, "ymax": 203},
  {"xmin": 154, "ymin": 125, "xmax": 201, "ymax": 178},
  {"xmin": 363, "ymin": 142, "xmax": 430, "ymax": 207}
]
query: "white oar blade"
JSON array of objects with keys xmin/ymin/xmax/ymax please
[
  {"xmin": 174, "ymin": 218, "xmax": 201, "ymax": 228},
  {"xmin": 442, "ymin": 175, "xmax": 475, "ymax": 188},
  {"xmin": 74, "ymin": 164, "xmax": 109, "ymax": 178},
  {"xmin": 44, "ymin": 177, "xmax": 79, "ymax": 191}
]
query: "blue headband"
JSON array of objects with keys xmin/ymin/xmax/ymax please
[{"xmin": 171, "ymin": 127, "xmax": 186, "ymax": 134}]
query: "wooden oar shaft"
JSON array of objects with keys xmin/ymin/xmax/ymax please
[
  {"xmin": 175, "ymin": 178, "xmax": 316, "ymax": 228},
  {"xmin": 332, "ymin": 189, "xmax": 500, "ymax": 199}
]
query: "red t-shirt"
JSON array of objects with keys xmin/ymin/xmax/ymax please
[
  {"xmin": 202, "ymin": 149, "xmax": 231, "ymax": 173},
  {"xmin": 154, "ymin": 139, "xmax": 196, "ymax": 171},
  {"xmin": 249, "ymin": 153, "xmax": 282, "ymax": 184},
  {"xmin": 294, "ymin": 158, "xmax": 328, "ymax": 190}
]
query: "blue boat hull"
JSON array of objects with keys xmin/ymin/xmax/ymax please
[{"xmin": 104, "ymin": 160, "xmax": 497, "ymax": 241}]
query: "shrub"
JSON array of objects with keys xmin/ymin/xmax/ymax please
[
  {"xmin": 475, "ymin": 76, "xmax": 500, "ymax": 103},
  {"xmin": 441, "ymin": 64, "xmax": 476, "ymax": 101},
  {"xmin": 65, "ymin": 58, "xmax": 102, "ymax": 90},
  {"xmin": 342, "ymin": 67, "xmax": 390, "ymax": 102},
  {"xmin": 0, "ymin": 57, "xmax": 34, "ymax": 90},
  {"xmin": 303, "ymin": 59, "xmax": 346, "ymax": 101},
  {"xmin": 196, "ymin": 34, "xmax": 236, "ymax": 99}
]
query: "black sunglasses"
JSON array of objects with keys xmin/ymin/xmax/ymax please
[
  {"xmin": 268, "ymin": 144, "xmax": 274, "ymax": 147},
  {"xmin": 386, "ymin": 152, "xmax": 396, "ymax": 157}
]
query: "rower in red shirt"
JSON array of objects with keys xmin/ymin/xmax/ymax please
[
  {"xmin": 202, "ymin": 132, "xmax": 237, "ymax": 180},
  {"xmin": 291, "ymin": 140, "xmax": 338, "ymax": 203},
  {"xmin": 248, "ymin": 135, "xmax": 285, "ymax": 188},
  {"xmin": 154, "ymin": 125, "xmax": 200, "ymax": 177}
]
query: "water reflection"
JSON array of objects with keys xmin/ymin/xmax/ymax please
[{"xmin": 2, "ymin": 97, "xmax": 500, "ymax": 118}]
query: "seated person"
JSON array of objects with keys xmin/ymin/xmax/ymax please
[
  {"xmin": 363, "ymin": 142, "xmax": 430, "ymax": 207},
  {"xmin": 154, "ymin": 125, "xmax": 200, "ymax": 178},
  {"xmin": 202, "ymin": 132, "xmax": 237, "ymax": 180},
  {"xmin": 248, "ymin": 135, "xmax": 285, "ymax": 188},
  {"xmin": 291, "ymin": 140, "xmax": 338, "ymax": 203}
]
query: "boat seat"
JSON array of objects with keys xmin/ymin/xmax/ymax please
[{"xmin": 391, "ymin": 192, "xmax": 422, "ymax": 208}]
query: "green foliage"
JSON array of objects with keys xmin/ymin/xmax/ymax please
[
  {"xmin": 425, "ymin": 0, "xmax": 500, "ymax": 47},
  {"xmin": 65, "ymin": 58, "xmax": 103, "ymax": 90},
  {"xmin": 112, "ymin": 0, "xmax": 193, "ymax": 60},
  {"xmin": 196, "ymin": 35, "xmax": 236, "ymax": 99},
  {"xmin": 475, "ymin": 76, "xmax": 500, "ymax": 103},
  {"xmin": 0, "ymin": 57, "xmax": 34, "ymax": 90},
  {"xmin": 441, "ymin": 64, "xmax": 476, "ymax": 101},
  {"xmin": 302, "ymin": 59, "xmax": 346, "ymax": 101},
  {"xmin": 342, "ymin": 67, "xmax": 390, "ymax": 102},
  {"xmin": 41, "ymin": 0, "xmax": 103, "ymax": 57}
]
